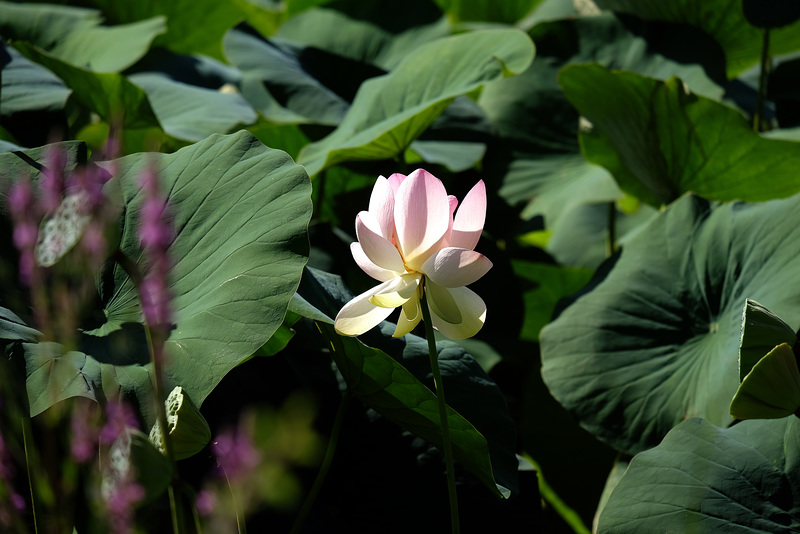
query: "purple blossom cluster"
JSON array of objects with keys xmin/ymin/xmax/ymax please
[
  {"xmin": 6, "ymin": 145, "xmax": 114, "ymax": 286},
  {"xmin": 7, "ymin": 177, "xmax": 38, "ymax": 286},
  {"xmin": 70, "ymin": 400, "xmax": 100, "ymax": 463},
  {"xmin": 105, "ymin": 478, "xmax": 145, "ymax": 534},
  {"xmin": 137, "ymin": 167, "xmax": 174, "ymax": 330},
  {"xmin": 100, "ymin": 400, "xmax": 140, "ymax": 446}
]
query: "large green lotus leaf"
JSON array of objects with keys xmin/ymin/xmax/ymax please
[
  {"xmin": 511, "ymin": 261, "xmax": 593, "ymax": 342},
  {"xmin": 24, "ymin": 342, "xmax": 100, "ymax": 417},
  {"xmin": 730, "ymin": 343, "xmax": 800, "ymax": 420},
  {"xmin": 594, "ymin": 0, "xmax": 800, "ymax": 78},
  {"xmin": 223, "ymin": 29, "xmax": 356, "ymax": 126},
  {"xmin": 561, "ymin": 64, "xmax": 800, "ymax": 207},
  {"xmin": 0, "ymin": 307, "xmax": 39, "ymax": 343},
  {"xmin": 540, "ymin": 193, "xmax": 800, "ymax": 454},
  {"xmin": 88, "ymin": 131, "xmax": 312, "ymax": 413},
  {"xmin": 85, "ymin": 0, "xmax": 246, "ymax": 61},
  {"xmin": 275, "ymin": 0, "xmax": 449, "ymax": 70},
  {"xmin": 0, "ymin": 1, "xmax": 99, "ymax": 49},
  {"xmin": 294, "ymin": 267, "xmax": 518, "ymax": 498},
  {"xmin": 0, "ymin": 2, "xmax": 165, "ymax": 73},
  {"xmin": 0, "ymin": 140, "xmax": 88, "ymax": 184},
  {"xmin": 317, "ymin": 323, "xmax": 508, "ymax": 498},
  {"xmin": 12, "ymin": 42, "xmax": 160, "ymax": 129},
  {"xmin": 128, "ymin": 73, "xmax": 257, "ymax": 141},
  {"xmin": 598, "ymin": 417, "xmax": 800, "ymax": 532},
  {"xmin": 403, "ymin": 95, "xmax": 492, "ymax": 173},
  {"xmin": 1, "ymin": 43, "xmax": 71, "ymax": 115},
  {"xmin": 543, "ymin": 199, "xmax": 658, "ymax": 269},
  {"xmin": 23, "ymin": 341, "xmax": 155, "ymax": 420},
  {"xmin": 479, "ymin": 14, "xmax": 720, "ymax": 266},
  {"xmin": 297, "ymin": 29, "xmax": 534, "ymax": 177},
  {"xmin": 48, "ymin": 17, "xmax": 166, "ymax": 73}
]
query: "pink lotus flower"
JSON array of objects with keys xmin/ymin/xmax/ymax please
[{"xmin": 334, "ymin": 169, "xmax": 492, "ymax": 340}]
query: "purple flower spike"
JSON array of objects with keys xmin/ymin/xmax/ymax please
[
  {"xmin": 137, "ymin": 166, "xmax": 174, "ymax": 330},
  {"xmin": 7, "ymin": 178, "xmax": 39, "ymax": 286},
  {"xmin": 100, "ymin": 401, "xmax": 139, "ymax": 446},
  {"xmin": 71, "ymin": 400, "xmax": 99, "ymax": 463},
  {"xmin": 106, "ymin": 482, "xmax": 145, "ymax": 534},
  {"xmin": 40, "ymin": 146, "xmax": 67, "ymax": 213}
]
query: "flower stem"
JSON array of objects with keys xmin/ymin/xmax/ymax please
[
  {"xmin": 754, "ymin": 27, "xmax": 771, "ymax": 132},
  {"xmin": 290, "ymin": 389, "xmax": 351, "ymax": 534},
  {"xmin": 419, "ymin": 282, "xmax": 460, "ymax": 533},
  {"xmin": 116, "ymin": 249, "xmax": 182, "ymax": 532},
  {"xmin": 21, "ymin": 416, "xmax": 39, "ymax": 534}
]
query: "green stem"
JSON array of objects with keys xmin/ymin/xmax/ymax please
[
  {"xmin": 116, "ymin": 249, "xmax": 182, "ymax": 532},
  {"xmin": 21, "ymin": 417, "xmax": 38, "ymax": 534},
  {"xmin": 605, "ymin": 201, "xmax": 616, "ymax": 258},
  {"xmin": 290, "ymin": 390, "xmax": 352, "ymax": 534},
  {"xmin": 223, "ymin": 469, "xmax": 246, "ymax": 534},
  {"xmin": 754, "ymin": 27, "xmax": 771, "ymax": 132},
  {"xmin": 419, "ymin": 282, "xmax": 460, "ymax": 533}
]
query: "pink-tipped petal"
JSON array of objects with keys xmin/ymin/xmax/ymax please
[
  {"xmin": 429, "ymin": 286, "xmax": 487, "ymax": 339},
  {"xmin": 420, "ymin": 247, "xmax": 492, "ymax": 288},
  {"xmin": 393, "ymin": 294, "xmax": 422, "ymax": 337},
  {"xmin": 425, "ymin": 280, "xmax": 462, "ymax": 324},
  {"xmin": 368, "ymin": 273, "xmax": 421, "ymax": 308},
  {"xmin": 449, "ymin": 180, "xmax": 486, "ymax": 250},
  {"xmin": 448, "ymin": 195, "xmax": 458, "ymax": 215},
  {"xmin": 387, "ymin": 173, "xmax": 406, "ymax": 196},
  {"xmin": 356, "ymin": 212, "xmax": 405, "ymax": 272},
  {"xmin": 351, "ymin": 243, "xmax": 396, "ymax": 282},
  {"xmin": 368, "ymin": 176, "xmax": 395, "ymax": 239},
  {"xmin": 394, "ymin": 169, "xmax": 450, "ymax": 270},
  {"xmin": 334, "ymin": 281, "xmax": 397, "ymax": 336}
]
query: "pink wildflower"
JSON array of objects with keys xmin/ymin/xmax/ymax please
[{"xmin": 137, "ymin": 167, "xmax": 174, "ymax": 330}]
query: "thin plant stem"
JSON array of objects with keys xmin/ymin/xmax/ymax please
[
  {"xmin": 605, "ymin": 201, "xmax": 617, "ymax": 258},
  {"xmin": 223, "ymin": 468, "xmax": 246, "ymax": 534},
  {"xmin": 290, "ymin": 389, "xmax": 352, "ymax": 534},
  {"xmin": 419, "ymin": 281, "xmax": 460, "ymax": 533},
  {"xmin": 168, "ymin": 485, "xmax": 181, "ymax": 534},
  {"xmin": 754, "ymin": 27, "xmax": 771, "ymax": 132},
  {"xmin": 21, "ymin": 417, "xmax": 38, "ymax": 534},
  {"xmin": 116, "ymin": 249, "xmax": 182, "ymax": 533}
]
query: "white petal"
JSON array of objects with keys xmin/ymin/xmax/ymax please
[
  {"xmin": 394, "ymin": 169, "xmax": 450, "ymax": 270},
  {"xmin": 334, "ymin": 280, "xmax": 397, "ymax": 336},
  {"xmin": 425, "ymin": 280, "xmax": 461, "ymax": 324},
  {"xmin": 420, "ymin": 247, "xmax": 492, "ymax": 288},
  {"xmin": 394, "ymin": 293, "xmax": 422, "ymax": 337},
  {"xmin": 356, "ymin": 212, "xmax": 405, "ymax": 272},
  {"xmin": 368, "ymin": 273, "xmax": 421, "ymax": 308},
  {"xmin": 387, "ymin": 173, "xmax": 406, "ymax": 196},
  {"xmin": 449, "ymin": 180, "xmax": 486, "ymax": 250},
  {"xmin": 429, "ymin": 286, "xmax": 486, "ymax": 340},
  {"xmin": 351, "ymin": 243, "xmax": 395, "ymax": 282},
  {"xmin": 368, "ymin": 176, "xmax": 395, "ymax": 240}
]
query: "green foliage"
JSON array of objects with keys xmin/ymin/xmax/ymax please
[
  {"xmin": 541, "ymin": 194, "xmax": 800, "ymax": 454},
  {"xmin": 561, "ymin": 64, "xmax": 800, "ymax": 206},
  {"xmin": 297, "ymin": 28, "xmax": 535, "ymax": 176},
  {"xmin": 5, "ymin": 0, "xmax": 800, "ymax": 531},
  {"xmin": 599, "ymin": 417, "xmax": 800, "ymax": 532}
]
